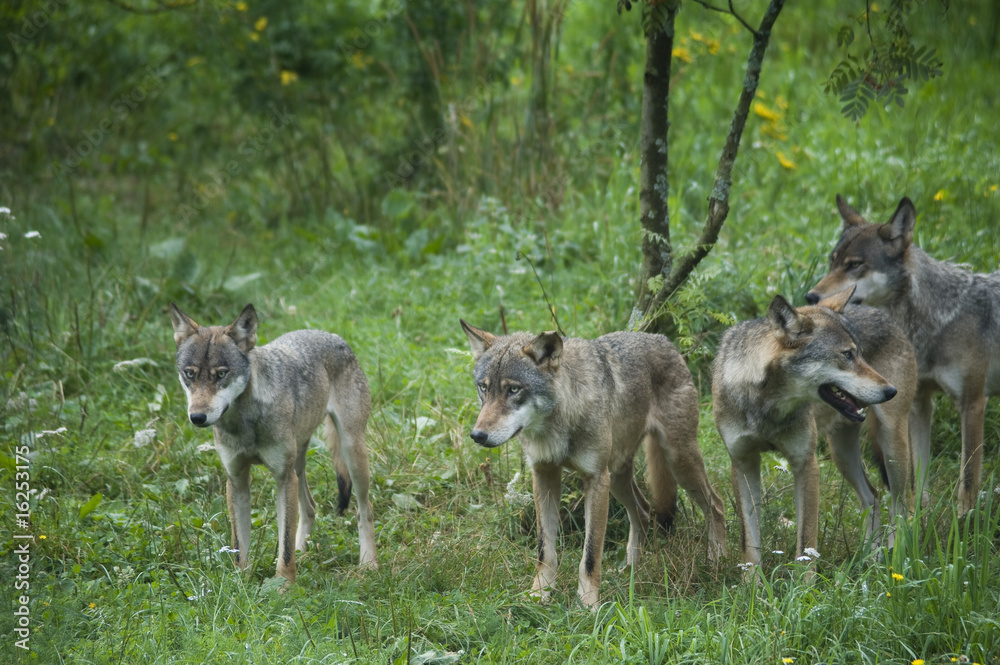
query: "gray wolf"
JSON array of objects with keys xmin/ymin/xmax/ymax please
[
  {"xmin": 169, "ymin": 303, "xmax": 377, "ymax": 582},
  {"xmin": 461, "ymin": 320, "xmax": 726, "ymax": 608},
  {"xmin": 806, "ymin": 194, "xmax": 1000, "ymax": 513},
  {"xmin": 713, "ymin": 288, "xmax": 905, "ymax": 569}
]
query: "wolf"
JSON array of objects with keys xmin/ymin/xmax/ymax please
[
  {"xmin": 460, "ymin": 320, "xmax": 726, "ymax": 608},
  {"xmin": 169, "ymin": 303, "xmax": 377, "ymax": 583},
  {"xmin": 806, "ymin": 194, "xmax": 1000, "ymax": 513},
  {"xmin": 713, "ymin": 288, "xmax": 906, "ymax": 569}
]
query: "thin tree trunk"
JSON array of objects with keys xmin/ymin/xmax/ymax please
[
  {"xmin": 631, "ymin": 2, "xmax": 678, "ymax": 325},
  {"xmin": 633, "ymin": 0, "xmax": 786, "ymax": 330}
]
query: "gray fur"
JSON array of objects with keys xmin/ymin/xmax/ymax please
[
  {"xmin": 713, "ymin": 292, "xmax": 907, "ymax": 570},
  {"xmin": 808, "ymin": 195, "xmax": 1000, "ymax": 512},
  {"xmin": 170, "ymin": 303, "xmax": 377, "ymax": 584},
  {"xmin": 462, "ymin": 320, "xmax": 726, "ymax": 608}
]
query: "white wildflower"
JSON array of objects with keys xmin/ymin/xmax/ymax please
[
  {"xmin": 24, "ymin": 230, "xmax": 40, "ymax": 239},
  {"xmin": 197, "ymin": 442, "xmax": 215, "ymax": 453},
  {"xmin": 796, "ymin": 555, "xmax": 812, "ymax": 562},
  {"xmin": 35, "ymin": 427, "xmax": 68, "ymax": 439},
  {"xmin": 504, "ymin": 471, "xmax": 532, "ymax": 508},
  {"xmin": 218, "ymin": 546, "xmax": 239, "ymax": 554},
  {"xmin": 803, "ymin": 547, "xmax": 821, "ymax": 559},
  {"xmin": 133, "ymin": 429, "xmax": 156, "ymax": 448},
  {"xmin": 113, "ymin": 357, "xmax": 159, "ymax": 372},
  {"xmin": 737, "ymin": 561, "xmax": 755, "ymax": 572},
  {"xmin": 771, "ymin": 550, "xmax": 785, "ymax": 555},
  {"xmin": 0, "ymin": 206, "xmax": 11, "ymax": 214}
]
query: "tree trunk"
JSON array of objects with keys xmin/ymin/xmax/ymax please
[
  {"xmin": 631, "ymin": 2, "xmax": 678, "ymax": 326},
  {"xmin": 632, "ymin": 0, "xmax": 786, "ymax": 332}
]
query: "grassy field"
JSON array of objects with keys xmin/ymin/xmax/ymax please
[{"xmin": 2, "ymin": 1, "xmax": 1000, "ymax": 663}]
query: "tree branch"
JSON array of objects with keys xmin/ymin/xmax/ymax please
[
  {"xmin": 104, "ymin": 0, "xmax": 196, "ymax": 15},
  {"xmin": 642, "ymin": 0, "xmax": 786, "ymax": 325},
  {"xmin": 688, "ymin": 0, "xmax": 757, "ymax": 36}
]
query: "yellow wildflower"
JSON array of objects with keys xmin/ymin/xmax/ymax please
[
  {"xmin": 705, "ymin": 38, "xmax": 720, "ymax": 54},
  {"xmin": 249, "ymin": 31, "xmax": 260, "ymax": 42},
  {"xmin": 891, "ymin": 572, "xmax": 904, "ymax": 581},
  {"xmin": 186, "ymin": 56, "xmax": 204, "ymax": 68},
  {"xmin": 753, "ymin": 102, "xmax": 782, "ymax": 122},
  {"xmin": 933, "ymin": 189, "xmax": 947, "ymax": 201},
  {"xmin": 89, "ymin": 603, "xmax": 96, "ymax": 609},
  {"xmin": 886, "ymin": 591, "xmax": 891, "ymax": 597},
  {"xmin": 911, "ymin": 660, "xmax": 924, "ymax": 665},
  {"xmin": 989, "ymin": 184, "xmax": 998, "ymax": 193},
  {"xmin": 280, "ymin": 70, "xmax": 298, "ymax": 85},
  {"xmin": 236, "ymin": 1, "xmax": 247, "ymax": 10},
  {"xmin": 460, "ymin": 115, "xmax": 473, "ymax": 129},
  {"xmin": 168, "ymin": 132, "xmax": 179, "ymax": 142},
  {"xmin": 782, "ymin": 659, "xmax": 795, "ymax": 664},
  {"xmin": 350, "ymin": 51, "xmax": 367, "ymax": 69},
  {"xmin": 39, "ymin": 534, "xmax": 47, "ymax": 539},
  {"xmin": 672, "ymin": 46, "xmax": 692, "ymax": 64},
  {"xmin": 777, "ymin": 151, "xmax": 797, "ymax": 170},
  {"xmin": 254, "ymin": 16, "xmax": 268, "ymax": 32}
]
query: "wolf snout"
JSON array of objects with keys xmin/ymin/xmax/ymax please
[
  {"xmin": 189, "ymin": 412, "xmax": 209, "ymax": 427},
  {"xmin": 470, "ymin": 429, "xmax": 489, "ymax": 445},
  {"xmin": 881, "ymin": 385, "xmax": 897, "ymax": 402},
  {"xmin": 804, "ymin": 291, "xmax": 821, "ymax": 305}
]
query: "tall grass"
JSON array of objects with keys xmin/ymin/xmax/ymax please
[{"xmin": 2, "ymin": 1, "xmax": 1000, "ymax": 663}]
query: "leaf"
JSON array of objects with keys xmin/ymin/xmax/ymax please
[
  {"xmin": 392, "ymin": 493, "xmax": 423, "ymax": 511},
  {"xmin": 223, "ymin": 272, "xmax": 262, "ymax": 292},
  {"xmin": 149, "ymin": 237, "xmax": 185, "ymax": 260},
  {"xmin": 79, "ymin": 492, "xmax": 103, "ymax": 519}
]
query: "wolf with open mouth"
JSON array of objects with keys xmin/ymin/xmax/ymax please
[{"xmin": 713, "ymin": 286, "xmax": 912, "ymax": 570}]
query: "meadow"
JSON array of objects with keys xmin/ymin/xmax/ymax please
[{"xmin": 1, "ymin": 0, "xmax": 999, "ymax": 663}]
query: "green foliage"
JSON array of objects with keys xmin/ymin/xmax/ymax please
[
  {"xmin": 825, "ymin": 1, "xmax": 946, "ymax": 121},
  {"xmin": 1, "ymin": 0, "xmax": 999, "ymax": 662}
]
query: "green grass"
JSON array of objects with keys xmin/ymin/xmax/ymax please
[{"xmin": 3, "ymin": 1, "xmax": 1000, "ymax": 663}]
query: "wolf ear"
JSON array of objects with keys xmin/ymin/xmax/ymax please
[
  {"xmin": 460, "ymin": 320, "xmax": 496, "ymax": 360},
  {"xmin": 836, "ymin": 194, "xmax": 867, "ymax": 229},
  {"xmin": 169, "ymin": 303, "xmax": 200, "ymax": 347},
  {"xmin": 877, "ymin": 196, "xmax": 915, "ymax": 249},
  {"xmin": 768, "ymin": 295, "xmax": 813, "ymax": 345},
  {"xmin": 816, "ymin": 285, "xmax": 856, "ymax": 313},
  {"xmin": 227, "ymin": 304, "xmax": 258, "ymax": 353},
  {"xmin": 523, "ymin": 331, "xmax": 563, "ymax": 369}
]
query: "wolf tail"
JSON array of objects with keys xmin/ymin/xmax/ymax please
[
  {"xmin": 644, "ymin": 434, "xmax": 678, "ymax": 532},
  {"xmin": 324, "ymin": 414, "xmax": 354, "ymax": 514}
]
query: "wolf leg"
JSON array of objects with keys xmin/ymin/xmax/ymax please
[
  {"xmin": 578, "ymin": 468, "xmax": 610, "ymax": 609},
  {"xmin": 531, "ymin": 463, "xmax": 561, "ymax": 602},
  {"xmin": 294, "ymin": 438, "xmax": 317, "ymax": 552},
  {"xmin": 609, "ymin": 464, "xmax": 649, "ymax": 568}
]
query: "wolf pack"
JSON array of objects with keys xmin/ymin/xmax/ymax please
[{"xmin": 169, "ymin": 194, "xmax": 998, "ymax": 608}]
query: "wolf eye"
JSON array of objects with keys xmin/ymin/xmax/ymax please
[
  {"xmin": 216, "ymin": 369, "xmax": 228, "ymax": 380},
  {"xmin": 844, "ymin": 260, "xmax": 863, "ymax": 270},
  {"xmin": 507, "ymin": 386, "xmax": 521, "ymax": 395},
  {"xmin": 184, "ymin": 369, "xmax": 196, "ymax": 380},
  {"xmin": 842, "ymin": 350, "xmax": 855, "ymax": 361},
  {"xmin": 477, "ymin": 382, "xmax": 487, "ymax": 392}
]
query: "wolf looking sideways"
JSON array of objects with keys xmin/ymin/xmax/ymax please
[
  {"xmin": 461, "ymin": 321, "xmax": 726, "ymax": 608},
  {"xmin": 806, "ymin": 195, "xmax": 1000, "ymax": 513},
  {"xmin": 713, "ymin": 288, "xmax": 910, "ymax": 569}
]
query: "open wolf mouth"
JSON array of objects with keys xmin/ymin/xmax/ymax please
[{"xmin": 818, "ymin": 383, "xmax": 867, "ymax": 422}]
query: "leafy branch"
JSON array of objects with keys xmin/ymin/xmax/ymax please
[{"xmin": 825, "ymin": 0, "xmax": 947, "ymax": 121}]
